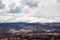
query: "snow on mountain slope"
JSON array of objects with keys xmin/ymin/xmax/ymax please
[{"xmin": 0, "ymin": 0, "xmax": 60, "ymax": 23}]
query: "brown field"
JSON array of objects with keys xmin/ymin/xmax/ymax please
[{"xmin": 0, "ymin": 33, "xmax": 60, "ymax": 40}]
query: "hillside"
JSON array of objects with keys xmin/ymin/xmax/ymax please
[{"xmin": 0, "ymin": 22, "xmax": 60, "ymax": 34}]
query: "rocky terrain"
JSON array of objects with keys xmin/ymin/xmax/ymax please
[
  {"xmin": 0, "ymin": 22, "xmax": 60, "ymax": 34},
  {"xmin": 0, "ymin": 22, "xmax": 60, "ymax": 40}
]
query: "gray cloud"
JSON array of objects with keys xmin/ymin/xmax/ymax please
[{"xmin": 0, "ymin": 0, "xmax": 60, "ymax": 23}]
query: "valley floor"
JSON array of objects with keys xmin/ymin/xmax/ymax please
[{"xmin": 0, "ymin": 33, "xmax": 60, "ymax": 40}]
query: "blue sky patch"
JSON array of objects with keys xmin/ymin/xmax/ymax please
[
  {"xmin": 0, "ymin": 1, "xmax": 5, "ymax": 9},
  {"xmin": 8, "ymin": 7, "xmax": 22, "ymax": 13}
]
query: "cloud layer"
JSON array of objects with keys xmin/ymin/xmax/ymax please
[{"xmin": 0, "ymin": 0, "xmax": 60, "ymax": 23}]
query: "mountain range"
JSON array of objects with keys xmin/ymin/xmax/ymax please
[{"xmin": 0, "ymin": 22, "xmax": 60, "ymax": 34}]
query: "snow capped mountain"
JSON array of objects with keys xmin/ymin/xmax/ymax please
[{"xmin": 0, "ymin": 0, "xmax": 60, "ymax": 23}]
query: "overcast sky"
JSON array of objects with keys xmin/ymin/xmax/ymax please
[{"xmin": 0, "ymin": 0, "xmax": 60, "ymax": 23}]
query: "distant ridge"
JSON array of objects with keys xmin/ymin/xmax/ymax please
[
  {"xmin": 0, "ymin": 22, "xmax": 60, "ymax": 30},
  {"xmin": 0, "ymin": 22, "xmax": 60, "ymax": 35}
]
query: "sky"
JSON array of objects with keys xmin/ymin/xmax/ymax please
[{"xmin": 0, "ymin": 0, "xmax": 60, "ymax": 23}]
